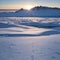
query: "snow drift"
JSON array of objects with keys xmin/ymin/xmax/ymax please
[{"xmin": 0, "ymin": 17, "xmax": 60, "ymax": 37}]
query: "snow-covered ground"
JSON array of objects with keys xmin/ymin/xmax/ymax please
[{"xmin": 0, "ymin": 17, "xmax": 60, "ymax": 60}]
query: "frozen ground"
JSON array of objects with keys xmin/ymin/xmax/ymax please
[{"xmin": 0, "ymin": 17, "xmax": 60, "ymax": 60}]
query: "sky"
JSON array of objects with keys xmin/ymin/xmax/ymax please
[{"xmin": 0, "ymin": 0, "xmax": 60, "ymax": 9}]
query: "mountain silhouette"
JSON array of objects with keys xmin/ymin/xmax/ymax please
[{"xmin": 0, "ymin": 6, "xmax": 60, "ymax": 17}]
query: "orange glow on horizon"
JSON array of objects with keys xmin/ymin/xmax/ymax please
[
  {"xmin": 0, "ymin": 3, "xmax": 60, "ymax": 9},
  {"xmin": 24, "ymin": 5, "xmax": 34, "ymax": 10},
  {"xmin": 0, "ymin": 3, "xmax": 36, "ymax": 9}
]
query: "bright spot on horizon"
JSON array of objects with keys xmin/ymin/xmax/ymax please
[{"xmin": 25, "ymin": 5, "xmax": 34, "ymax": 10}]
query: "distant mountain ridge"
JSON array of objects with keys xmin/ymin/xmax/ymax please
[{"xmin": 0, "ymin": 6, "xmax": 60, "ymax": 17}]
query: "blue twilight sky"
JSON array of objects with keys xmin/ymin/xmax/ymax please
[{"xmin": 0, "ymin": 0, "xmax": 60, "ymax": 9}]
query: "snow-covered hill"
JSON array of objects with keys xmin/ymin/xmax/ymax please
[{"xmin": 0, "ymin": 6, "xmax": 60, "ymax": 17}]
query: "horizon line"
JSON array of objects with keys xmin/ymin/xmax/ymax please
[{"xmin": 0, "ymin": 5, "xmax": 60, "ymax": 10}]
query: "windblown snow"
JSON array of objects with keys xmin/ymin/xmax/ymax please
[{"xmin": 0, "ymin": 17, "xmax": 60, "ymax": 60}]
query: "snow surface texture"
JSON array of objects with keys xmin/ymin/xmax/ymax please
[
  {"xmin": 0, "ymin": 17, "xmax": 60, "ymax": 60},
  {"xmin": 0, "ymin": 17, "xmax": 60, "ymax": 36}
]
